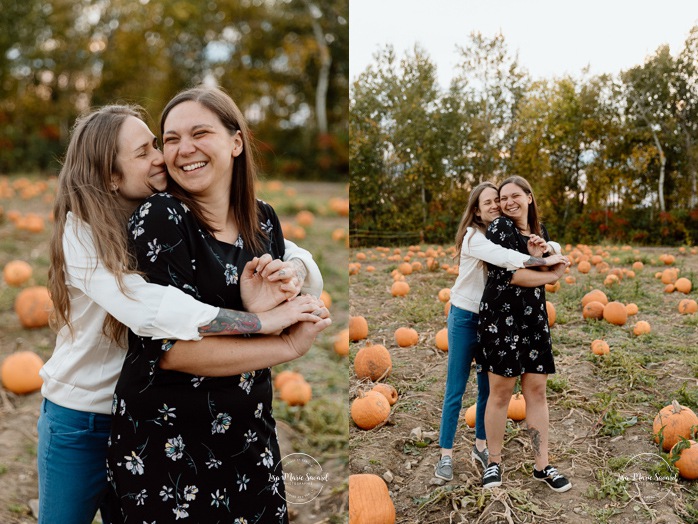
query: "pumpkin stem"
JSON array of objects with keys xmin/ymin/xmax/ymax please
[{"xmin": 672, "ymin": 399, "xmax": 683, "ymax": 414}]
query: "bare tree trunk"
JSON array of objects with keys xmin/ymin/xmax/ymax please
[
  {"xmin": 648, "ymin": 127, "xmax": 666, "ymax": 212},
  {"xmin": 302, "ymin": 0, "xmax": 331, "ymax": 135}
]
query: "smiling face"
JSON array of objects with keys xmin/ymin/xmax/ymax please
[
  {"xmin": 475, "ymin": 187, "xmax": 501, "ymax": 226},
  {"xmin": 499, "ymin": 181, "xmax": 532, "ymax": 228},
  {"xmin": 162, "ymin": 100, "xmax": 243, "ymax": 199},
  {"xmin": 114, "ymin": 116, "xmax": 167, "ymax": 205}
]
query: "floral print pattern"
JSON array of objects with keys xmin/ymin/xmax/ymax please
[
  {"xmin": 476, "ymin": 217, "xmax": 555, "ymax": 377},
  {"xmin": 108, "ymin": 194, "xmax": 288, "ymax": 522}
]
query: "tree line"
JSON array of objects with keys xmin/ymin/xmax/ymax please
[
  {"xmin": 350, "ymin": 30, "xmax": 698, "ymax": 246},
  {"xmin": 0, "ymin": 0, "xmax": 348, "ymax": 181}
]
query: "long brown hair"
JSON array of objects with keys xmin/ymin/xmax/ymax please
[
  {"xmin": 498, "ymin": 175, "xmax": 542, "ymax": 236},
  {"xmin": 454, "ymin": 181, "xmax": 498, "ymax": 257},
  {"xmin": 160, "ymin": 86, "xmax": 266, "ymax": 255},
  {"xmin": 49, "ymin": 105, "xmax": 145, "ymax": 342}
]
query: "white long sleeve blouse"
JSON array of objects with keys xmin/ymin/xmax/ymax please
[
  {"xmin": 40, "ymin": 211, "xmax": 323, "ymax": 414},
  {"xmin": 449, "ymin": 227, "xmax": 561, "ymax": 315}
]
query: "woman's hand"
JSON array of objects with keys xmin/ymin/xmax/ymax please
[
  {"xmin": 543, "ymin": 254, "xmax": 569, "ymax": 267},
  {"xmin": 257, "ymin": 295, "xmax": 329, "ymax": 334},
  {"xmin": 281, "ymin": 312, "xmax": 332, "ymax": 359},
  {"xmin": 527, "ymin": 234, "xmax": 549, "ymax": 257},
  {"xmin": 240, "ymin": 255, "xmax": 299, "ymax": 312}
]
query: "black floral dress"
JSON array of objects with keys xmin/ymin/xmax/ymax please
[
  {"xmin": 476, "ymin": 216, "xmax": 555, "ymax": 377},
  {"xmin": 107, "ymin": 193, "xmax": 289, "ymax": 523}
]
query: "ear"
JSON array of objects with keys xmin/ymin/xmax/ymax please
[
  {"xmin": 527, "ymin": 193, "xmax": 533, "ymax": 204},
  {"xmin": 231, "ymin": 130, "xmax": 243, "ymax": 158},
  {"xmin": 110, "ymin": 175, "xmax": 120, "ymax": 192}
]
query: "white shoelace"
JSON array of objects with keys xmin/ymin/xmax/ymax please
[
  {"xmin": 544, "ymin": 466, "xmax": 563, "ymax": 480},
  {"xmin": 483, "ymin": 464, "xmax": 500, "ymax": 479}
]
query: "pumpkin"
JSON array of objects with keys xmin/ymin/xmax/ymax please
[
  {"xmin": 546, "ymin": 301, "xmax": 556, "ymax": 326},
  {"xmin": 371, "ymin": 383, "xmax": 398, "ymax": 405},
  {"xmin": 356, "ymin": 252, "xmax": 367, "ymax": 261},
  {"xmin": 591, "ymin": 339, "xmax": 610, "ymax": 355},
  {"xmin": 632, "ymin": 261, "xmax": 644, "ymax": 271},
  {"xmin": 0, "ymin": 350, "xmax": 44, "ymax": 394},
  {"xmin": 664, "ymin": 284, "xmax": 676, "ymax": 293},
  {"xmin": 295, "ymin": 210, "xmax": 314, "ymax": 227},
  {"xmin": 333, "ymin": 329, "xmax": 349, "ymax": 356},
  {"xmin": 274, "ymin": 370, "xmax": 305, "ymax": 390},
  {"xmin": 671, "ymin": 440, "xmax": 698, "ymax": 480},
  {"xmin": 545, "ymin": 281, "xmax": 560, "ymax": 293},
  {"xmin": 397, "ymin": 262, "xmax": 412, "ymax": 275},
  {"xmin": 15, "ymin": 286, "xmax": 53, "ymax": 328},
  {"xmin": 661, "ymin": 268, "xmax": 679, "ymax": 284},
  {"xmin": 678, "ymin": 299, "xmax": 698, "ymax": 315},
  {"xmin": 577, "ymin": 260, "xmax": 591, "ymax": 274},
  {"xmin": 602, "ymin": 301, "xmax": 627, "ymax": 326},
  {"xmin": 582, "ymin": 300, "xmax": 605, "ymax": 320},
  {"xmin": 507, "ymin": 393, "xmax": 526, "ymax": 421},
  {"xmin": 3, "ymin": 260, "xmax": 33, "ymax": 287},
  {"xmin": 625, "ymin": 303, "xmax": 639, "ymax": 316},
  {"xmin": 463, "ymin": 404, "xmax": 477, "ymax": 428},
  {"xmin": 653, "ymin": 400, "xmax": 698, "ymax": 451},
  {"xmin": 348, "ymin": 474, "xmax": 396, "ymax": 524},
  {"xmin": 437, "ymin": 288, "xmax": 451, "ymax": 302},
  {"xmin": 633, "ymin": 320, "xmax": 651, "ymax": 336},
  {"xmin": 319, "ymin": 290, "xmax": 332, "ymax": 309},
  {"xmin": 279, "ymin": 378, "xmax": 312, "ymax": 406},
  {"xmin": 349, "ymin": 316, "xmax": 369, "ymax": 341},
  {"xmin": 581, "ymin": 289, "xmax": 608, "ymax": 307},
  {"xmin": 444, "ymin": 300, "xmax": 450, "ymax": 316},
  {"xmin": 354, "ymin": 343, "xmax": 392, "ymax": 381},
  {"xmin": 390, "ymin": 281, "xmax": 410, "ymax": 297},
  {"xmin": 435, "ymin": 328, "xmax": 448, "ymax": 351},
  {"xmin": 350, "ymin": 391, "xmax": 391, "ymax": 430},
  {"xmin": 394, "ymin": 327, "xmax": 419, "ymax": 348},
  {"xmin": 675, "ymin": 278, "xmax": 692, "ymax": 294}
]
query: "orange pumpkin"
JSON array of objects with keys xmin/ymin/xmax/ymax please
[
  {"xmin": 437, "ymin": 288, "xmax": 451, "ymax": 302},
  {"xmin": 15, "ymin": 286, "xmax": 53, "ymax": 328},
  {"xmin": 0, "ymin": 350, "xmax": 44, "ymax": 394},
  {"xmin": 394, "ymin": 327, "xmax": 419, "ymax": 348},
  {"xmin": 354, "ymin": 343, "xmax": 392, "ymax": 381},
  {"xmin": 633, "ymin": 320, "xmax": 651, "ymax": 336},
  {"xmin": 279, "ymin": 378, "xmax": 312, "ymax": 406},
  {"xmin": 333, "ymin": 329, "xmax": 349, "ymax": 356},
  {"xmin": 507, "ymin": 393, "xmax": 526, "ymax": 421},
  {"xmin": 3, "ymin": 260, "xmax": 33, "ymax": 287},
  {"xmin": 319, "ymin": 290, "xmax": 332, "ymax": 309},
  {"xmin": 582, "ymin": 301, "xmax": 605, "ymax": 320},
  {"xmin": 602, "ymin": 301, "xmax": 627, "ymax": 326},
  {"xmin": 348, "ymin": 474, "xmax": 396, "ymax": 524},
  {"xmin": 577, "ymin": 260, "xmax": 591, "ymax": 274},
  {"xmin": 371, "ymin": 383, "xmax": 398, "ymax": 406},
  {"xmin": 351, "ymin": 391, "xmax": 391, "ymax": 430},
  {"xmin": 274, "ymin": 370, "xmax": 304, "ymax": 390},
  {"xmin": 295, "ymin": 210, "xmax": 314, "ymax": 227},
  {"xmin": 391, "ymin": 281, "xmax": 410, "ymax": 297},
  {"xmin": 675, "ymin": 278, "xmax": 692, "ymax": 294},
  {"xmin": 349, "ymin": 316, "xmax": 369, "ymax": 341},
  {"xmin": 625, "ymin": 303, "xmax": 639, "ymax": 316},
  {"xmin": 653, "ymin": 400, "xmax": 698, "ymax": 451},
  {"xmin": 397, "ymin": 262, "xmax": 412, "ymax": 275},
  {"xmin": 678, "ymin": 299, "xmax": 698, "ymax": 315},
  {"xmin": 435, "ymin": 328, "xmax": 448, "ymax": 351},
  {"xmin": 581, "ymin": 289, "xmax": 608, "ymax": 307},
  {"xmin": 545, "ymin": 281, "xmax": 560, "ymax": 293},
  {"xmin": 671, "ymin": 440, "xmax": 698, "ymax": 480},
  {"xmin": 546, "ymin": 301, "xmax": 556, "ymax": 326},
  {"xmin": 463, "ymin": 404, "xmax": 477, "ymax": 428},
  {"xmin": 591, "ymin": 339, "xmax": 610, "ymax": 355}
]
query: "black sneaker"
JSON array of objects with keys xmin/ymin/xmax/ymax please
[
  {"xmin": 434, "ymin": 455, "xmax": 453, "ymax": 481},
  {"xmin": 482, "ymin": 462, "xmax": 502, "ymax": 489},
  {"xmin": 533, "ymin": 465, "xmax": 572, "ymax": 492}
]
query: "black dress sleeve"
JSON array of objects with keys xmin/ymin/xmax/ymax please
[
  {"xmin": 484, "ymin": 217, "xmax": 521, "ymax": 286},
  {"xmin": 256, "ymin": 200, "xmax": 285, "ymax": 261}
]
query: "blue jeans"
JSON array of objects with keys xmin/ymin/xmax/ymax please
[
  {"xmin": 37, "ymin": 399, "xmax": 121, "ymax": 524},
  {"xmin": 438, "ymin": 305, "xmax": 490, "ymax": 448}
]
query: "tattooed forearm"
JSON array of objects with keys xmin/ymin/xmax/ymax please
[
  {"xmin": 526, "ymin": 426, "xmax": 542, "ymax": 457},
  {"xmin": 289, "ymin": 258, "xmax": 308, "ymax": 284},
  {"xmin": 523, "ymin": 256, "xmax": 547, "ymax": 267},
  {"xmin": 198, "ymin": 309, "xmax": 262, "ymax": 335}
]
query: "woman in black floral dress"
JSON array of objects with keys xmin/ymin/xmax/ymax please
[
  {"xmin": 477, "ymin": 176, "xmax": 572, "ymax": 493},
  {"xmin": 107, "ymin": 87, "xmax": 330, "ymax": 522}
]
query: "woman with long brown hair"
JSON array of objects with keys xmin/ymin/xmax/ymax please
[
  {"xmin": 434, "ymin": 181, "xmax": 567, "ymax": 482},
  {"xmin": 477, "ymin": 175, "xmax": 572, "ymax": 492},
  {"xmin": 40, "ymin": 104, "xmax": 326, "ymax": 524},
  {"xmin": 106, "ymin": 87, "xmax": 331, "ymax": 522}
]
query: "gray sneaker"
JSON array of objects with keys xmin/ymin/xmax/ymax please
[
  {"xmin": 434, "ymin": 455, "xmax": 453, "ymax": 481},
  {"xmin": 471, "ymin": 445, "xmax": 489, "ymax": 469}
]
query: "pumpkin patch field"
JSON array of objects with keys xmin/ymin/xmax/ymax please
[
  {"xmin": 349, "ymin": 244, "xmax": 698, "ymax": 524},
  {"xmin": 0, "ymin": 175, "xmax": 349, "ymax": 523}
]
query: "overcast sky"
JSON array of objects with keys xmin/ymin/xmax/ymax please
[{"xmin": 349, "ymin": 0, "xmax": 698, "ymax": 88}]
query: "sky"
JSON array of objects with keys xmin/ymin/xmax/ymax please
[{"xmin": 349, "ymin": 0, "xmax": 698, "ymax": 89}]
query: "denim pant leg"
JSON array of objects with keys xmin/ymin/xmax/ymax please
[
  {"xmin": 474, "ymin": 365, "xmax": 489, "ymax": 441},
  {"xmin": 37, "ymin": 399, "xmax": 118, "ymax": 524},
  {"xmin": 438, "ymin": 305, "xmax": 480, "ymax": 449}
]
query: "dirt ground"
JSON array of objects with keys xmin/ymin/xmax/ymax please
[{"xmin": 349, "ymin": 246, "xmax": 698, "ymax": 524}]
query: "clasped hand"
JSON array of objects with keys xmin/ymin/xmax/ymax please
[{"xmin": 240, "ymin": 254, "xmax": 304, "ymax": 313}]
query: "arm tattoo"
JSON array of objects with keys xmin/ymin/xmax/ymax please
[
  {"xmin": 525, "ymin": 426, "xmax": 542, "ymax": 457},
  {"xmin": 198, "ymin": 309, "xmax": 261, "ymax": 335},
  {"xmin": 523, "ymin": 256, "xmax": 547, "ymax": 267},
  {"xmin": 289, "ymin": 258, "xmax": 308, "ymax": 284}
]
